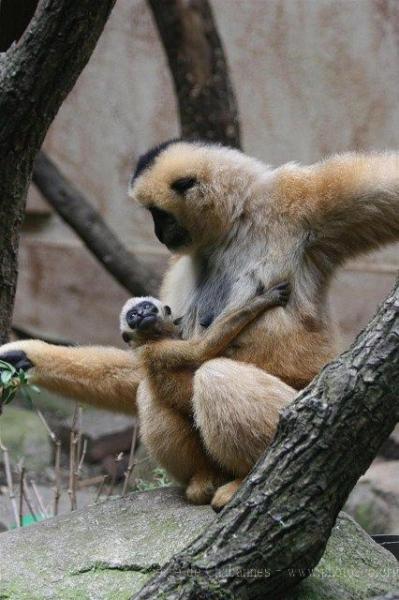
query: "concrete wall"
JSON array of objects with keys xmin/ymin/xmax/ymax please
[{"xmin": 14, "ymin": 0, "xmax": 399, "ymax": 347}]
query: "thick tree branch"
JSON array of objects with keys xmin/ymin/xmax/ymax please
[
  {"xmin": 135, "ymin": 280, "xmax": 399, "ymax": 598},
  {"xmin": 0, "ymin": 0, "xmax": 117, "ymax": 343},
  {"xmin": 33, "ymin": 152, "xmax": 159, "ymax": 296},
  {"xmin": 148, "ymin": 0, "xmax": 241, "ymax": 148}
]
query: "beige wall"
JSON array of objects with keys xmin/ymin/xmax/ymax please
[{"xmin": 15, "ymin": 0, "xmax": 399, "ymax": 347}]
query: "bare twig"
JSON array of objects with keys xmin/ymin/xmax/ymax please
[
  {"xmin": 94, "ymin": 475, "xmax": 110, "ymax": 503},
  {"xmin": 22, "ymin": 481, "xmax": 39, "ymax": 522},
  {"xmin": 18, "ymin": 463, "xmax": 25, "ymax": 528},
  {"xmin": 122, "ymin": 422, "xmax": 138, "ymax": 496},
  {"xmin": 68, "ymin": 404, "xmax": 81, "ymax": 511},
  {"xmin": 53, "ymin": 439, "xmax": 61, "ymax": 516},
  {"xmin": 106, "ymin": 454, "xmax": 122, "ymax": 498},
  {"xmin": 77, "ymin": 438, "xmax": 88, "ymax": 477},
  {"xmin": 0, "ymin": 433, "xmax": 18, "ymax": 527},
  {"xmin": 34, "ymin": 406, "xmax": 62, "ymax": 516},
  {"xmin": 29, "ymin": 479, "xmax": 48, "ymax": 519},
  {"xmin": 36, "ymin": 407, "xmax": 57, "ymax": 442}
]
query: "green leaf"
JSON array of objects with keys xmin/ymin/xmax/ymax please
[
  {"xmin": 17, "ymin": 369, "xmax": 28, "ymax": 384},
  {"xmin": 2, "ymin": 388, "xmax": 15, "ymax": 405},
  {"xmin": 0, "ymin": 360, "xmax": 16, "ymax": 373},
  {"xmin": 1, "ymin": 371, "xmax": 13, "ymax": 386}
]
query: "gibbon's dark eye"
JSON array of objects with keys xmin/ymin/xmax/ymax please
[
  {"xmin": 171, "ymin": 177, "xmax": 197, "ymax": 193},
  {"xmin": 164, "ymin": 305, "xmax": 172, "ymax": 315}
]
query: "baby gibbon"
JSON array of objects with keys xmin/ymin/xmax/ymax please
[
  {"xmin": 119, "ymin": 282, "xmax": 291, "ymax": 505},
  {"xmin": 1, "ymin": 141, "xmax": 399, "ymax": 507}
]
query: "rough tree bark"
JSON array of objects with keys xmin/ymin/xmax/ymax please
[
  {"xmin": 33, "ymin": 152, "xmax": 159, "ymax": 296},
  {"xmin": 148, "ymin": 0, "xmax": 241, "ymax": 148},
  {"xmin": 0, "ymin": 0, "xmax": 117, "ymax": 343},
  {"xmin": 135, "ymin": 281, "xmax": 399, "ymax": 599}
]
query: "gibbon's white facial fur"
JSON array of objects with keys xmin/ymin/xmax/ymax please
[{"xmin": 120, "ymin": 296, "xmax": 175, "ymax": 348}]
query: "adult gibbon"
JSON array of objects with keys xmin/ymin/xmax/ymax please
[
  {"xmin": 119, "ymin": 282, "xmax": 291, "ymax": 505},
  {"xmin": 1, "ymin": 141, "xmax": 399, "ymax": 507}
]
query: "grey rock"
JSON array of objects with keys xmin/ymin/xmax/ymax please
[
  {"xmin": 379, "ymin": 425, "xmax": 399, "ymax": 460},
  {"xmin": 0, "ymin": 406, "xmax": 51, "ymax": 473},
  {"xmin": 0, "ymin": 488, "xmax": 398, "ymax": 599},
  {"xmin": 345, "ymin": 460, "xmax": 399, "ymax": 534}
]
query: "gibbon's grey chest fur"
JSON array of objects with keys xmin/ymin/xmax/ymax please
[{"xmin": 182, "ymin": 253, "xmax": 232, "ymax": 336}]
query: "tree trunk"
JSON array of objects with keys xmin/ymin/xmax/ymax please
[
  {"xmin": 148, "ymin": 0, "xmax": 241, "ymax": 148},
  {"xmin": 0, "ymin": 0, "xmax": 117, "ymax": 343},
  {"xmin": 135, "ymin": 280, "xmax": 399, "ymax": 599},
  {"xmin": 33, "ymin": 152, "xmax": 160, "ymax": 297}
]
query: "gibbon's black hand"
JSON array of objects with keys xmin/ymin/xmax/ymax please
[
  {"xmin": 273, "ymin": 282, "xmax": 291, "ymax": 306},
  {"xmin": 0, "ymin": 350, "xmax": 33, "ymax": 371}
]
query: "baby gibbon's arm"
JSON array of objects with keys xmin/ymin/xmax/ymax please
[
  {"xmin": 0, "ymin": 340, "xmax": 143, "ymax": 414},
  {"xmin": 279, "ymin": 152, "xmax": 399, "ymax": 263}
]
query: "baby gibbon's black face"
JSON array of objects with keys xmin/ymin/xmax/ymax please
[
  {"xmin": 120, "ymin": 297, "xmax": 175, "ymax": 345},
  {"xmin": 125, "ymin": 300, "xmax": 159, "ymax": 333}
]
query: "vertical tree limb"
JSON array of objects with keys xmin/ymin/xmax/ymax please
[
  {"xmin": 148, "ymin": 0, "xmax": 241, "ymax": 148},
  {"xmin": 0, "ymin": 0, "xmax": 117, "ymax": 342},
  {"xmin": 135, "ymin": 282, "xmax": 399, "ymax": 598}
]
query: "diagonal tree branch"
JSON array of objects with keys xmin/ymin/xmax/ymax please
[
  {"xmin": 0, "ymin": 0, "xmax": 117, "ymax": 343},
  {"xmin": 32, "ymin": 152, "xmax": 159, "ymax": 296},
  {"xmin": 148, "ymin": 0, "xmax": 241, "ymax": 148},
  {"xmin": 135, "ymin": 280, "xmax": 399, "ymax": 598}
]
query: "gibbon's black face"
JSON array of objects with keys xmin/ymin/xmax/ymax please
[
  {"xmin": 148, "ymin": 206, "xmax": 192, "ymax": 250},
  {"xmin": 129, "ymin": 141, "xmax": 214, "ymax": 252},
  {"xmin": 130, "ymin": 141, "xmax": 198, "ymax": 250}
]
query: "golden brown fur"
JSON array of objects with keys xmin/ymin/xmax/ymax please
[
  {"xmin": 119, "ymin": 284, "xmax": 291, "ymax": 505},
  {"xmin": 2, "ymin": 143, "xmax": 399, "ymax": 507}
]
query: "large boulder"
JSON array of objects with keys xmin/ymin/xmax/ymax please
[
  {"xmin": 345, "ymin": 460, "xmax": 399, "ymax": 534},
  {"xmin": 0, "ymin": 487, "xmax": 397, "ymax": 599}
]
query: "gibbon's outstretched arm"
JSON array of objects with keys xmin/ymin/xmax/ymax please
[
  {"xmin": 282, "ymin": 152, "xmax": 399, "ymax": 263},
  {"xmin": 0, "ymin": 340, "xmax": 142, "ymax": 414}
]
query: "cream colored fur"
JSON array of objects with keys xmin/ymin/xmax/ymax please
[{"xmin": 2, "ymin": 143, "xmax": 399, "ymax": 508}]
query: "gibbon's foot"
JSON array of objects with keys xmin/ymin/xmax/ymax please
[
  {"xmin": 185, "ymin": 474, "xmax": 216, "ymax": 505},
  {"xmin": 211, "ymin": 479, "xmax": 243, "ymax": 512},
  {"xmin": 0, "ymin": 350, "xmax": 33, "ymax": 371}
]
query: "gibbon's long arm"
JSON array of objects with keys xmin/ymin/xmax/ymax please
[
  {"xmin": 0, "ymin": 340, "xmax": 142, "ymax": 414},
  {"xmin": 280, "ymin": 152, "xmax": 399, "ymax": 263}
]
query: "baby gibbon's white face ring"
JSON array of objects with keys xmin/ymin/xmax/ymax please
[{"xmin": 119, "ymin": 297, "xmax": 173, "ymax": 343}]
